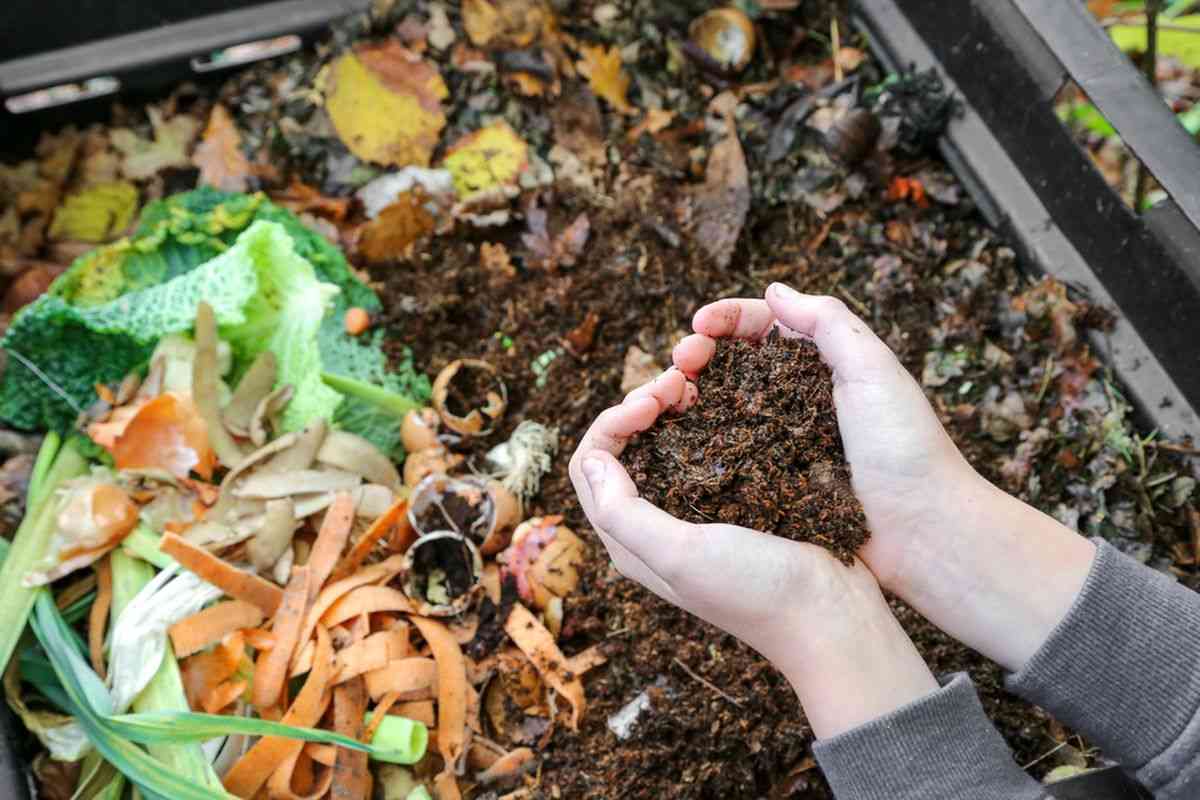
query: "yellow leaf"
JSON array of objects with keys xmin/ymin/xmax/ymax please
[
  {"xmin": 442, "ymin": 121, "xmax": 529, "ymax": 198},
  {"xmin": 463, "ymin": 0, "xmax": 502, "ymax": 46},
  {"xmin": 579, "ymin": 45, "xmax": 634, "ymax": 114},
  {"xmin": 193, "ymin": 104, "xmax": 250, "ymax": 192},
  {"xmin": 326, "ymin": 41, "xmax": 448, "ymax": 167},
  {"xmin": 463, "ymin": 0, "xmax": 554, "ymax": 49},
  {"xmin": 48, "ymin": 182, "xmax": 139, "ymax": 243}
]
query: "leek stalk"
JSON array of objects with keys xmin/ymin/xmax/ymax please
[{"xmin": 0, "ymin": 434, "xmax": 88, "ymax": 674}]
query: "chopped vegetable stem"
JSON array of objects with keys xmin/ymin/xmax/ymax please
[{"xmin": 0, "ymin": 436, "xmax": 88, "ymax": 674}]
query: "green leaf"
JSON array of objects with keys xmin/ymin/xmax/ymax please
[
  {"xmin": 108, "ymin": 711, "xmax": 425, "ymax": 764},
  {"xmin": 30, "ymin": 592, "xmax": 237, "ymax": 800}
]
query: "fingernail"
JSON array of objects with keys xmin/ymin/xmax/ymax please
[
  {"xmin": 582, "ymin": 456, "xmax": 605, "ymax": 488},
  {"xmin": 769, "ymin": 282, "xmax": 802, "ymax": 301}
]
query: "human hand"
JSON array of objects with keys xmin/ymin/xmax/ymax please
[
  {"xmin": 674, "ymin": 284, "xmax": 1096, "ymax": 671},
  {"xmin": 673, "ymin": 283, "xmax": 975, "ymax": 592},
  {"xmin": 568, "ymin": 369, "xmax": 939, "ymax": 737}
]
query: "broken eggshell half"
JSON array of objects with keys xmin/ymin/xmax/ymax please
[
  {"xmin": 431, "ymin": 359, "xmax": 508, "ymax": 436},
  {"xmin": 498, "ymin": 516, "xmax": 584, "ymax": 610},
  {"xmin": 408, "ymin": 474, "xmax": 521, "ymax": 556},
  {"xmin": 400, "ymin": 407, "xmax": 442, "ymax": 453},
  {"xmin": 400, "ymin": 530, "xmax": 484, "ymax": 617}
]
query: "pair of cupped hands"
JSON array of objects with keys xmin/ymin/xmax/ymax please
[{"xmin": 568, "ymin": 283, "xmax": 1096, "ymax": 738}]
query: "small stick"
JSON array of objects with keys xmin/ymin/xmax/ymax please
[
  {"xmin": 672, "ymin": 657, "xmax": 743, "ymax": 707},
  {"xmin": 831, "ymin": 17, "xmax": 843, "ymax": 83},
  {"xmin": 1020, "ymin": 740, "xmax": 1069, "ymax": 771}
]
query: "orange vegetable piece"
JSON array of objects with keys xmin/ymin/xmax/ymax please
[
  {"xmin": 89, "ymin": 556, "xmax": 113, "ymax": 678},
  {"xmin": 344, "ymin": 307, "xmax": 371, "ymax": 336},
  {"xmin": 180, "ymin": 632, "xmax": 245, "ymax": 711},
  {"xmin": 332, "ymin": 676, "xmax": 371, "ymax": 800},
  {"xmin": 306, "ymin": 492, "xmax": 357, "ymax": 603},
  {"xmin": 203, "ymin": 679, "xmax": 248, "ymax": 714},
  {"xmin": 223, "ymin": 626, "xmax": 335, "ymax": 798},
  {"xmin": 109, "ymin": 393, "xmax": 216, "ymax": 480},
  {"xmin": 363, "ymin": 657, "xmax": 438, "ymax": 702},
  {"xmin": 321, "ymin": 586, "xmax": 414, "ymax": 630},
  {"xmin": 160, "ymin": 533, "xmax": 284, "ymax": 615},
  {"xmin": 169, "ymin": 600, "xmax": 265, "ymax": 659},
  {"xmin": 410, "ymin": 617, "xmax": 469, "ymax": 776},
  {"xmin": 254, "ymin": 567, "xmax": 312, "ymax": 711},
  {"xmin": 292, "ymin": 554, "xmax": 408, "ymax": 670},
  {"xmin": 329, "ymin": 497, "xmax": 410, "ymax": 583}
]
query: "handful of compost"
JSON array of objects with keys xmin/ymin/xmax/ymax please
[{"xmin": 621, "ymin": 332, "xmax": 869, "ymax": 564}]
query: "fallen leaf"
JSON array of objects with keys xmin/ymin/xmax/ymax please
[
  {"xmin": 480, "ymin": 242, "xmax": 516, "ymax": 283},
  {"xmin": 627, "ymin": 109, "xmax": 676, "ymax": 141},
  {"xmin": 193, "ymin": 104, "xmax": 250, "ymax": 192},
  {"xmin": 326, "ymin": 41, "xmax": 448, "ymax": 167},
  {"xmin": 463, "ymin": 0, "xmax": 555, "ymax": 49},
  {"xmin": 110, "ymin": 108, "xmax": 200, "ymax": 180},
  {"xmin": 687, "ymin": 122, "xmax": 750, "ymax": 269},
  {"xmin": 48, "ymin": 182, "xmax": 138, "ymax": 243},
  {"xmin": 522, "ymin": 208, "xmax": 588, "ymax": 270},
  {"xmin": 463, "ymin": 0, "xmax": 502, "ymax": 46},
  {"xmin": 442, "ymin": 121, "xmax": 529, "ymax": 198},
  {"xmin": 578, "ymin": 44, "xmax": 635, "ymax": 114},
  {"xmin": 359, "ymin": 193, "xmax": 436, "ymax": 263},
  {"xmin": 272, "ymin": 178, "xmax": 351, "ymax": 221},
  {"xmin": 621, "ymin": 346, "xmax": 660, "ymax": 393},
  {"xmin": 564, "ymin": 311, "xmax": 599, "ymax": 356}
]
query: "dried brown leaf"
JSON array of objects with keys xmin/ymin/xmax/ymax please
[{"xmin": 193, "ymin": 104, "xmax": 250, "ymax": 192}]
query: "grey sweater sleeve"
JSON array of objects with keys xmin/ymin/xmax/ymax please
[
  {"xmin": 814, "ymin": 539, "xmax": 1200, "ymax": 799},
  {"xmin": 812, "ymin": 673, "xmax": 1046, "ymax": 799},
  {"xmin": 1006, "ymin": 539, "xmax": 1200, "ymax": 798}
]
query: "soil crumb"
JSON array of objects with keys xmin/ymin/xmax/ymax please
[{"xmin": 621, "ymin": 332, "xmax": 869, "ymax": 563}]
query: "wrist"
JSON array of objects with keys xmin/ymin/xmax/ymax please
[
  {"xmin": 881, "ymin": 472, "xmax": 1096, "ymax": 671},
  {"xmin": 773, "ymin": 559, "xmax": 940, "ymax": 739}
]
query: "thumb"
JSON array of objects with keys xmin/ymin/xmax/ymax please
[{"xmin": 765, "ymin": 283, "xmax": 894, "ymax": 375}]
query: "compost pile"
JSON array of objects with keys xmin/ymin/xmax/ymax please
[
  {"xmin": 0, "ymin": 0, "xmax": 1197, "ymax": 798},
  {"xmin": 622, "ymin": 333, "xmax": 869, "ymax": 563}
]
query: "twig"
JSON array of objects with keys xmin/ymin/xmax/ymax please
[
  {"xmin": 1035, "ymin": 354, "xmax": 1056, "ymax": 404},
  {"xmin": 672, "ymin": 657, "xmax": 743, "ymax": 707},
  {"xmin": 1020, "ymin": 740, "xmax": 1069, "ymax": 771},
  {"xmin": 830, "ymin": 17, "xmax": 843, "ymax": 83},
  {"xmin": 1135, "ymin": 0, "xmax": 1163, "ymax": 212},
  {"xmin": 1147, "ymin": 440, "xmax": 1200, "ymax": 456}
]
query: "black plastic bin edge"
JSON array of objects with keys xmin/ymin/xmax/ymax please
[{"xmin": 854, "ymin": 0, "xmax": 1200, "ymax": 446}]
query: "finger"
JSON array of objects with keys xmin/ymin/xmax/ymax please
[
  {"xmin": 569, "ymin": 396, "xmax": 661, "ymax": 516},
  {"xmin": 677, "ymin": 380, "xmax": 699, "ymax": 412},
  {"xmin": 579, "ymin": 451, "xmax": 691, "ymax": 579},
  {"xmin": 765, "ymin": 284, "xmax": 896, "ymax": 376},
  {"xmin": 595, "ymin": 529, "xmax": 681, "ymax": 604},
  {"xmin": 623, "ymin": 367, "xmax": 686, "ymax": 408},
  {"xmin": 575, "ymin": 396, "xmax": 660, "ymax": 458},
  {"xmin": 672, "ymin": 334, "xmax": 716, "ymax": 380},
  {"xmin": 692, "ymin": 298, "xmax": 777, "ymax": 340}
]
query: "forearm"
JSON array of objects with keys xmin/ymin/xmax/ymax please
[{"xmin": 881, "ymin": 469, "xmax": 1095, "ymax": 672}]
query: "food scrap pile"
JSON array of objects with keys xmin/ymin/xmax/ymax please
[
  {"xmin": 0, "ymin": 0, "xmax": 1197, "ymax": 798},
  {"xmin": 622, "ymin": 334, "xmax": 868, "ymax": 563}
]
